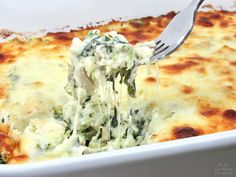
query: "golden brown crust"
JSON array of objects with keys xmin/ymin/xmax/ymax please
[
  {"xmin": 0, "ymin": 124, "xmax": 28, "ymax": 164},
  {"xmin": 173, "ymin": 126, "xmax": 201, "ymax": 139}
]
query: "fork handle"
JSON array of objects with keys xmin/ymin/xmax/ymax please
[{"xmin": 188, "ymin": 0, "xmax": 205, "ymax": 12}]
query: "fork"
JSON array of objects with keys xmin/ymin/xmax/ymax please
[{"xmin": 151, "ymin": 0, "xmax": 204, "ymax": 61}]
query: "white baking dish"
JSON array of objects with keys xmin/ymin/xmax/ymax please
[
  {"xmin": 0, "ymin": 0, "xmax": 236, "ymax": 177},
  {"xmin": 1, "ymin": 130, "xmax": 236, "ymax": 177}
]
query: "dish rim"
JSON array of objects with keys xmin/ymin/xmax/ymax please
[{"xmin": 1, "ymin": 129, "xmax": 236, "ymax": 175}]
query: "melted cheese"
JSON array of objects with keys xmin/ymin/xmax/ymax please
[
  {"xmin": 20, "ymin": 118, "xmax": 66, "ymax": 158},
  {"xmin": 2, "ymin": 56, "xmax": 69, "ymax": 130},
  {"xmin": 61, "ymin": 30, "xmax": 157, "ymax": 154}
]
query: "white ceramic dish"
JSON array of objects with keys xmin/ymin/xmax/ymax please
[
  {"xmin": 1, "ymin": 130, "xmax": 236, "ymax": 177},
  {"xmin": 0, "ymin": 0, "xmax": 236, "ymax": 177}
]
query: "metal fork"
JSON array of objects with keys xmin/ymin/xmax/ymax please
[{"xmin": 151, "ymin": 0, "xmax": 204, "ymax": 61}]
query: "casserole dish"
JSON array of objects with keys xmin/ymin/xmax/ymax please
[{"xmin": 0, "ymin": 0, "xmax": 236, "ymax": 176}]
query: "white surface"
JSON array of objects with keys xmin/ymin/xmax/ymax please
[
  {"xmin": 0, "ymin": 0, "xmax": 236, "ymax": 177},
  {"xmin": 0, "ymin": 0, "xmax": 235, "ymax": 33}
]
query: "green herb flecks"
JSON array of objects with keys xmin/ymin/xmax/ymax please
[
  {"xmin": 80, "ymin": 126, "xmax": 97, "ymax": 143},
  {"xmin": 52, "ymin": 108, "xmax": 73, "ymax": 138},
  {"xmin": 36, "ymin": 143, "xmax": 52, "ymax": 151},
  {"xmin": 80, "ymin": 31, "xmax": 127, "ymax": 57},
  {"xmin": 111, "ymin": 107, "xmax": 118, "ymax": 128},
  {"xmin": 0, "ymin": 152, "xmax": 7, "ymax": 164},
  {"xmin": 120, "ymin": 67, "xmax": 136, "ymax": 97},
  {"xmin": 53, "ymin": 109, "xmax": 64, "ymax": 121}
]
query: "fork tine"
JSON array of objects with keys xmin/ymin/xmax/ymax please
[
  {"xmin": 155, "ymin": 40, "xmax": 163, "ymax": 50},
  {"xmin": 152, "ymin": 45, "xmax": 173, "ymax": 60},
  {"xmin": 155, "ymin": 40, "xmax": 161, "ymax": 45},
  {"xmin": 155, "ymin": 43, "xmax": 165, "ymax": 51},
  {"xmin": 154, "ymin": 45, "xmax": 169, "ymax": 55},
  {"xmin": 144, "ymin": 0, "xmax": 205, "ymax": 65}
]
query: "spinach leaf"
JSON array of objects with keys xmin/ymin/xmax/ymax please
[
  {"xmin": 0, "ymin": 153, "xmax": 7, "ymax": 164},
  {"xmin": 53, "ymin": 109, "xmax": 63, "ymax": 121},
  {"xmin": 120, "ymin": 68, "xmax": 136, "ymax": 97},
  {"xmin": 81, "ymin": 126, "xmax": 97, "ymax": 142},
  {"xmin": 111, "ymin": 107, "xmax": 118, "ymax": 128}
]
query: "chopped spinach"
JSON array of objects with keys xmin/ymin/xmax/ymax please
[
  {"xmin": 1, "ymin": 117, "xmax": 4, "ymax": 123},
  {"xmin": 111, "ymin": 107, "xmax": 118, "ymax": 128},
  {"xmin": 8, "ymin": 73, "xmax": 20, "ymax": 82},
  {"xmin": 81, "ymin": 126, "xmax": 97, "ymax": 142},
  {"xmin": 122, "ymin": 128, "xmax": 129, "ymax": 139},
  {"xmin": 82, "ymin": 96, "xmax": 92, "ymax": 109},
  {"xmin": 120, "ymin": 68, "xmax": 136, "ymax": 97},
  {"xmin": 36, "ymin": 144, "xmax": 42, "ymax": 150},
  {"xmin": 80, "ymin": 36, "xmax": 100, "ymax": 57},
  {"xmin": 64, "ymin": 119, "xmax": 73, "ymax": 137},
  {"xmin": 44, "ymin": 143, "xmax": 52, "ymax": 151},
  {"xmin": 133, "ymin": 119, "xmax": 145, "ymax": 139},
  {"xmin": 53, "ymin": 108, "xmax": 73, "ymax": 138},
  {"xmin": 127, "ymin": 81, "xmax": 136, "ymax": 98},
  {"xmin": 53, "ymin": 109, "xmax": 63, "ymax": 121},
  {"xmin": 36, "ymin": 143, "xmax": 52, "ymax": 151},
  {"xmin": 0, "ymin": 153, "xmax": 7, "ymax": 164},
  {"xmin": 80, "ymin": 31, "xmax": 127, "ymax": 57},
  {"xmin": 84, "ymin": 96, "xmax": 91, "ymax": 103}
]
